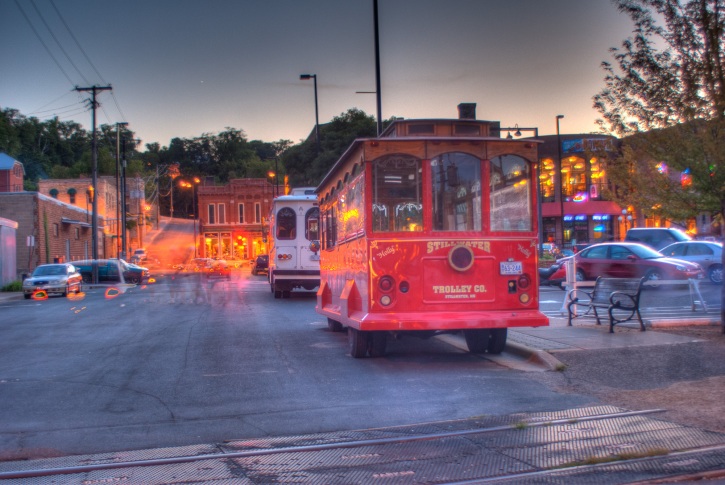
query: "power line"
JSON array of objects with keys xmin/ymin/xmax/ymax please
[
  {"xmin": 13, "ymin": 0, "xmax": 75, "ymax": 86},
  {"xmin": 29, "ymin": 0, "xmax": 90, "ymax": 85},
  {"xmin": 29, "ymin": 101, "xmax": 85, "ymax": 116},
  {"xmin": 49, "ymin": 0, "xmax": 107, "ymax": 84}
]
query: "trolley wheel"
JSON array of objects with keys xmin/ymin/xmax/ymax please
[
  {"xmin": 348, "ymin": 328, "xmax": 369, "ymax": 358},
  {"xmin": 368, "ymin": 331, "xmax": 387, "ymax": 357},
  {"xmin": 464, "ymin": 329, "xmax": 491, "ymax": 354},
  {"xmin": 487, "ymin": 328, "xmax": 508, "ymax": 354},
  {"xmin": 327, "ymin": 318, "xmax": 343, "ymax": 332},
  {"xmin": 274, "ymin": 290, "xmax": 282, "ymax": 299}
]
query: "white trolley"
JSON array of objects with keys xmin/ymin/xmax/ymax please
[{"xmin": 268, "ymin": 187, "xmax": 321, "ymax": 298}]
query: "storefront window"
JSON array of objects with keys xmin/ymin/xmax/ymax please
[{"xmin": 539, "ymin": 158, "xmax": 556, "ymax": 203}]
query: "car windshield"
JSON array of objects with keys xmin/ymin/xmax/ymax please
[
  {"xmin": 629, "ymin": 244, "xmax": 667, "ymax": 259},
  {"xmin": 32, "ymin": 265, "xmax": 65, "ymax": 276}
]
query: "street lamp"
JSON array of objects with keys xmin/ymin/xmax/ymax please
[
  {"xmin": 556, "ymin": 114, "xmax": 565, "ymax": 248},
  {"xmin": 180, "ymin": 178, "xmax": 201, "ymax": 257},
  {"xmin": 299, "ymin": 74, "xmax": 320, "ymax": 155}
]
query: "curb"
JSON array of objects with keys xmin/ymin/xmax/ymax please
[
  {"xmin": 648, "ymin": 318, "xmax": 722, "ymax": 328},
  {"xmin": 504, "ymin": 341, "xmax": 565, "ymax": 371}
]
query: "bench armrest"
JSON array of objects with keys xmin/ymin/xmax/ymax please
[{"xmin": 608, "ymin": 290, "xmax": 637, "ymax": 308}]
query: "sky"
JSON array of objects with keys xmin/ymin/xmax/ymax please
[{"xmin": 1, "ymin": 0, "xmax": 638, "ymax": 150}]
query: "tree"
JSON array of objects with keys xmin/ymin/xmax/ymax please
[
  {"xmin": 593, "ymin": 0, "xmax": 725, "ymax": 328},
  {"xmin": 282, "ymin": 108, "xmax": 376, "ymax": 187}
]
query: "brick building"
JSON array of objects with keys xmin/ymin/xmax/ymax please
[
  {"xmin": 38, "ymin": 175, "xmax": 149, "ymax": 258},
  {"xmin": 0, "ymin": 153, "xmax": 24, "ymax": 193},
  {"xmin": 0, "ymin": 192, "xmax": 96, "ymax": 277},
  {"xmin": 197, "ymin": 178, "xmax": 275, "ymax": 260}
]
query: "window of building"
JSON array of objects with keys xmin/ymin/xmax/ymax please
[
  {"xmin": 208, "ymin": 204, "xmax": 216, "ymax": 224},
  {"xmin": 75, "ymin": 227, "xmax": 80, "ymax": 239},
  {"xmin": 255, "ymin": 203, "xmax": 261, "ymax": 223},
  {"xmin": 49, "ymin": 189, "xmax": 59, "ymax": 199},
  {"xmin": 53, "ymin": 223, "xmax": 59, "ymax": 237},
  {"xmin": 218, "ymin": 203, "xmax": 226, "ymax": 224},
  {"xmin": 431, "ymin": 152, "xmax": 481, "ymax": 232},
  {"xmin": 67, "ymin": 188, "xmax": 77, "ymax": 204},
  {"xmin": 238, "ymin": 203, "xmax": 245, "ymax": 224}
]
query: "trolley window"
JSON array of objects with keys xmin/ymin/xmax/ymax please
[
  {"xmin": 276, "ymin": 207, "xmax": 296, "ymax": 239},
  {"xmin": 305, "ymin": 208, "xmax": 319, "ymax": 241},
  {"xmin": 489, "ymin": 154, "xmax": 532, "ymax": 231},
  {"xmin": 431, "ymin": 152, "xmax": 482, "ymax": 231},
  {"xmin": 372, "ymin": 155, "xmax": 422, "ymax": 232}
]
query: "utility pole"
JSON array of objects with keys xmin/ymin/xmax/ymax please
[
  {"xmin": 115, "ymin": 122, "xmax": 128, "ymax": 257},
  {"xmin": 75, "ymin": 85, "xmax": 112, "ymax": 283},
  {"xmin": 121, "ymin": 135, "xmax": 127, "ymax": 260}
]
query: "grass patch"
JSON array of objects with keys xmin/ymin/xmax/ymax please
[{"xmin": 558, "ymin": 448, "xmax": 669, "ymax": 468}]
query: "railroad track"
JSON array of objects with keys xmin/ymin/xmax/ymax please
[{"xmin": 2, "ymin": 405, "xmax": 724, "ymax": 484}]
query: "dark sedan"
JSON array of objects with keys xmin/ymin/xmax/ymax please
[{"xmin": 570, "ymin": 242, "xmax": 704, "ymax": 285}]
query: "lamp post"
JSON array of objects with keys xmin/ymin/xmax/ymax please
[
  {"xmin": 299, "ymin": 74, "xmax": 320, "ymax": 155},
  {"xmin": 556, "ymin": 114, "xmax": 565, "ymax": 248},
  {"xmin": 180, "ymin": 178, "xmax": 201, "ymax": 257}
]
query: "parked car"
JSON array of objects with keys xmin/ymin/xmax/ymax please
[
  {"xmin": 205, "ymin": 259, "xmax": 232, "ymax": 279},
  {"xmin": 22, "ymin": 263, "xmax": 83, "ymax": 299},
  {"xmin": 624, "ymin": 227, "xmax": 691, "ymax": 251},
  {"xmin": 189, "ymin": 258, "xmax": 213, "ymax": 272},
  {"xmin": 73, "ymin": 259, "xmax": 147, "ymax": 284},
  {"xmin": 660, "ymin": 240, "xmax": 723, "ymax": 284},
  {"xmin": 568, "ymin": 242, "xmax": 704, "ymax": 285},
  {"xmin": 251, "ymin": 255, "xmax": 269, "ymax": 275}
]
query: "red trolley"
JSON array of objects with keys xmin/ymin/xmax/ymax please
[{"xmin": 315, "ymin": 114, "xmax": 548, "ymax": 357}]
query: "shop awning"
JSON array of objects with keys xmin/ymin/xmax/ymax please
[{"xmin": 61, "ymin": 217, "xmax": 92, "ymax": 228}]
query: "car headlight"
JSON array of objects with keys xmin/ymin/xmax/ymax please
[{"xmin": 675, "ymin": 265, "xmax": 688, "ymax": 271}]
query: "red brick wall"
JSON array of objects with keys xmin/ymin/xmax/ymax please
[{"xmin": 0, "ymin": 192, "xmax": 106, "ymax": 278}]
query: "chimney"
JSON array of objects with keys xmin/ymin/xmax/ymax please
[{"xmin": 457, "ymin": 103, "xmax": 476, "ymax": 120}]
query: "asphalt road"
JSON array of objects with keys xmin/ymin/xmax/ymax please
[{"xmin": 0, "ymin": 271, "xmax": 598, "ymax": 461}]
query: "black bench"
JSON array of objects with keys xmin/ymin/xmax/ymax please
[{"xmin": 567, "ymin": 277, "xmax": 646, "ymax": 333}]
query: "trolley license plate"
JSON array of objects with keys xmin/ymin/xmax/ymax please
[{"xmin": 500, "ymin": 261, "xmax": 523, "ymax": 275}]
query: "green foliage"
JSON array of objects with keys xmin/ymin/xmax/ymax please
[
  {"xmin": 594, "ymin": 0, "xmax": 725, "ymax": 225},
  {"xmin": 282, "ymin": 108, "xmax": 376, "ymax": 187},
  {"xmin": 1, "ymin": 280, "xmax": 22, "ymax": 292}
]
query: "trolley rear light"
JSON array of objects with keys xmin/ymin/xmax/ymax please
[
  {"xmin": 518, "ymin": 274, "xmax": 531, "ymax": 289},
  {"xmin": 378, "ymin": 275, "xmax": 395, "ymax": 292},
  {"xmin": 278, "ymin": 253, "xmax": 293, "ymax": 260},
  {"xmin": 399, "ymin": 280, "xmax": 410, "ymax": 293}
]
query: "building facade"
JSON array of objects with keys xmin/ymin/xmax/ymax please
[
  {"xmin": 537, "ymin": 134, "xmax": 627, "ymax": 249},
  {"xmin": 0, "ymin": 153, "xmax": 24, "ymax": 193},
  {"xmin": 38, "ymin": 175, "xmax": 149, "ymax": 258},
  {"xmin": 197, "ymin": 178, "xmax": 275, "ymax": 260},
  {"xmin": 0, "ymin": 192, "xmax": 95, "ymax": 277}
]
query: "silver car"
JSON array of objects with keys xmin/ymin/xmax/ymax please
[
  {"xmin": 660, "ymin": 241, "xmax": 723, "ymax": 284},
  {"xmin": 22, "ymin": 263, "xmax": 83, "ymax": 299}
]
